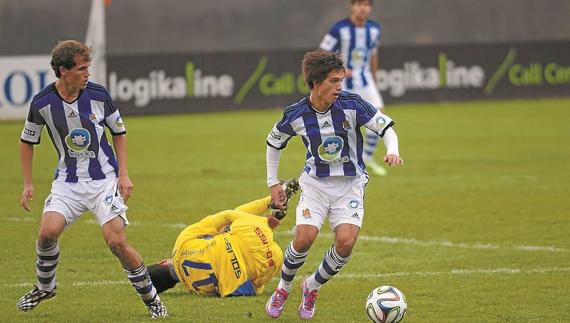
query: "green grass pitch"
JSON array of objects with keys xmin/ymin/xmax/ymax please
[{"xmin": 0, "ymin": 98, "xmax": 569, "ymax": 322}]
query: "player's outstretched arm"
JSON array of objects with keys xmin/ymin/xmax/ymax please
[
  {"xmin": 383, "ymin": 127, "xmax": 404, "ymax": 167},
  {"xmin": 235, "ymin": 196, "xmax": 273, "ymax": 215}
]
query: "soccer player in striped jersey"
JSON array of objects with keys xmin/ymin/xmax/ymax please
[
  {"xmin": 320, "ymin": 0, "xmax": 388, "ymax": 176},
  {"xmin": 146, "ymin": 180, "xmax": 299, "ymax": 298},
  {"xmin": 265, "ymin": 50, "xmax": 404, "ymax": 320},
  {"xmin": 17, "ymin": 40, "xmax": 167, "ymax": 319}
]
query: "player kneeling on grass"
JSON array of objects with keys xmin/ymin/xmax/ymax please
[{"xmin": 148, "ymin": 179, "xmax": 300, "ymax": 297}]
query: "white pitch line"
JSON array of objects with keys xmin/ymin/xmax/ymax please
[
  {"xmin": 6, "ymin": 217, "xmax": 567, "ymax": 253},
  {"xmin": 338, "ymin": 266, "xmax": 570, "ymax": 279},
  {"xmin": 278, "ymin": 230, "xmax": 568, "ymax": 253},
  {"xmin": 4, "ymin": 267, "xmax": 569, "ymax": 289}
]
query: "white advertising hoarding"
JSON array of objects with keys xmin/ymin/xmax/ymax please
[{"xmin": 0, "ymin": 55, "xmax": 56, "ymax": 120}]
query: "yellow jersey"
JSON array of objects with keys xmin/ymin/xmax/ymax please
[{"xmin": 172, "ymin": 196, "xmax": 283, "ymax": 297}]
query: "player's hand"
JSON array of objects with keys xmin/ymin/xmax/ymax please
[
  {"xmin": 20, "ymin": 183, "xmax": 34, "ymax": 212},
  {"xmin": 270, "ymin": 184, "xmax": 287, "ymax": 209},
  {"xmin": 384, "ymin": 154, "xmax": 404, "ymax": 167},
  {"xmin": 268, "ymin": 214, "xmax": 281, "ymax": 229},
  {"xmin": 118, "ymin": 174, "xmax": 134, "ymax": 203}
]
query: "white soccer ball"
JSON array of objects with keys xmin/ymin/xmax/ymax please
[{"xmin": 365, "ymin": 285, "xmax": 407, "ymax": 323}]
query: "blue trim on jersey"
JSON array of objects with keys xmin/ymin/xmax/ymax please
[
  {"xmin": 356, "ymin": 124, "xmax": 365, "ymax": 172},
  {"xmin": 77, "ymin": 92, "xmax": 106, "ymax": 180},
  {"xmin": 302, "ymin": 112, "xmax": 328, "ymax": 177},
  {"xmin": 330, "ymin": 106, "xmax": 357, "ymax": 176},
  {"xmin": 229, "ymin": 280, "xmax": 256, "ymax": 297},
  {"xmin": 50, "ymin": 98, "xmax": 78, "ymax": 182}
]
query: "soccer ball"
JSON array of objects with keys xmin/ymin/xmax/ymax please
[{"xmin": 365, "ymin": 285, "xmax": 407, "ymax": 323}]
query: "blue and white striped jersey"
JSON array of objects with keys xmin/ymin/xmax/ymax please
[
  {"xmin": 266, "ymin": 91, "xmax": 394, "ymax": 178},
  {"xmin": 20, "ymin": 82, "xmax": 126, "ymax": 183},
  {"xmin": 320, "ymin": 18, "xmax": 381, "ymax": 90}
]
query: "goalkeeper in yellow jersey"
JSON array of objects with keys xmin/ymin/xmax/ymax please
[{"xmin": 148, "ymin": 179, "xmax": 299, "ymax": 297}]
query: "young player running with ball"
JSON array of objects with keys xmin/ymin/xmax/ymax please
[{"xmin": 265, "ymin": 49, "xmax": 403, "ymax": 320}]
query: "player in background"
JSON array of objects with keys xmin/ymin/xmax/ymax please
[
  {"xmin": 17, "ymin": 40, "xmax": 167, "ymax": 319},
  {"xmin": 320, "ymin": 0, "xmax": 388, "ymax": 176},
  {"xmin": 147, "ymin": 180, "xmax": 300, "ymax": 297},
  {"xmin": 264, "ymin": 50, "xmax": 404, "ymax": 320}
]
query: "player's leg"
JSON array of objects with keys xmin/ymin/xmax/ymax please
[
  {"xmin": 361, "ymin": 85, "xmax": 387, "ymax": 176},
  {"xmin": 17, "ymin": 211, "xmax": 66, "ymax": 311},
  {"xmin": 17, "ymin": 180, "xmax": 86, "ymax": 312},
  {"xmin": 95, "ymin": 178, "xmax": 167, "ymax": 318},
  {"xmin": 266, "ymin": 174, "xmax": 324, "ymax": 318},
  {"xmin": 101, "ymin": 217, "xmax": 167, "ymax": 318},
  {"xmin": 299, "ymin": 176, "xmax": 364, "ymax": 319}
]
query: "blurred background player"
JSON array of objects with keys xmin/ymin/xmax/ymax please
[
  {"xmin": 147, "ymin": 179, "xmax": 300, "ymax": 297},
  {"xmin": 265, "ymin": 49, "xmax": 403, "ymax": 320},
  {"xmin": 17, "ymin": 40, "xmax": 167, "ymax": 319},
  {"xmin": 319, "ymin": 0, "xmax": 387, "ymax": 176}
]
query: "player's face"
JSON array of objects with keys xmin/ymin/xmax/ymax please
[
  {"xmin": 60, "ymin": 55, "xmax": 91, "ymax": 89},
  {"xmin": 313, "ymin": 68, "xmax": 345, "ymax": 106},
  {"xmin": 351, "ymin": 0, "xmax": 372, "ymax": 21}
]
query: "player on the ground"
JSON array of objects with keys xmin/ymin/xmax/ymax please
[
  {"xmin": 320, "ymin": 0, "xmax": 388, "ymax": 176},
  {"xmin": 147, "ymin": 180, "xmax": 300, "ymax": 297},
  {"xmin": 264, "ymin": 49, "xmax": 404, "ymax": 320},
  {"xmin": 17, "ymin": 40, "xmax": 167, "ymax": 319}
]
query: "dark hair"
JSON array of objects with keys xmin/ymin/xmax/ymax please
[
  {"xmin": 302, "ymin": 49, "xmax": 344, "ymax": 90},
  {"xmin": 148, "ymin": 263, "xmax": 178, "ymax": 294},
  {"xmin": 351, "ymin": 0, "xmax": 373, "ymax": 5},
  {"xmin": 50, "ymin": 40, "xmax": 92, "ymax": 78}
]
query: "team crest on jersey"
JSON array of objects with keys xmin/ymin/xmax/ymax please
[
  {"xmin": 303, "ymin": 208, "xmax": 311, "ymax": 218},
  {"xmin": 350, "ymin": 47, "xmax": 366, "ymax": 67},
  {"xmin": 65, "ymin": 128, "xmax": 95, "ymax": 158},
  {"xmin": 317, "ymin": 136, "xmax": 344, "ymax": 162},
  {"xmin": 89, "ymin": 113, "xmax": 97, "ymax": 122},
  {"xmin": 342, "ymin": 120, "xmax": 351, "ymax": 131}
]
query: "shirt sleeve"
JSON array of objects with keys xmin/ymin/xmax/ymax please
[
  {"xmin": 319, "ymin": 24, "xmax": 340, "ymax": 52},
  {"xmin": 266, "ymin": 112, "xmax": 296, "ymax": 150},
  {"xmin": 355, "ymin": 96, "xmax": 394, "ymax": 137},
  {"xmin": 363, "ymin": 110, "xmax": 395, "ymax": 137},
  {"xmin": 103, "ymin": 92, "xmax": 127, "ymax": 135},
  {"xmin": 20, "ymin": 104, "xmax": 45, "ymax": 144}
]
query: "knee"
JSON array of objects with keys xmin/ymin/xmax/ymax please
[
  {"xmin": 38, "ymin": 230, "xmax": 59, "ymax": 248},
  {"xmin": 335, "ymin": 236, "xmax": 357, "ymax": 257},
  {"xmin": 293, "ymin": 235, "xmax": 316, "ymax": 253},
  {"xmin": 106, "ymin": 236, "xmax": 128, "ymax": 255}
]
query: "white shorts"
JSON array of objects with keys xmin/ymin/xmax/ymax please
[
  {"xmin": 295, "ymin": 172, "xmax": 368, "ymax": 231},
  {"xmin": 349, "ymin": 82, "xmax": 384, "ymax": 109},
  {"xmin": 43, "ymin": 176, "xmax": 129, "ymax": 227}
]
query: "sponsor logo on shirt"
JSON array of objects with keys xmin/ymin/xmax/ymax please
[
  {"xmin": 67, "ymin": 111, "xmax": 77, "ymax": 118},
  {"xmin": 317, "ymin": 136, "xmax": 345, "ymax": 163},
  {"xmin": 65, "ymin": 128, "xmax": 95, "ymax": 159},
  {"xmin": 24, "ymin": 128, "xmax": 36, "ymax": 136},
  {"xmin": 269, "ymin": 129, "xmax": 281, "ymax": 140},
  {"xmin": 224, "ymin": 238, "xmax": 242, "ymax": 279},
  {"xmin": 115, "ymin": 116, "xmax": 124, "ymax": 128}
]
